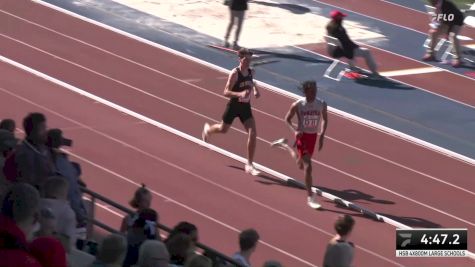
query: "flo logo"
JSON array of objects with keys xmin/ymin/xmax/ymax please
[{"xmin": 435, "ymin": 13, "xmax": 455, "ymax": 22}]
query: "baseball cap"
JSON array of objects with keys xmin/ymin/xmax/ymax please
[
  {"xmin": 330, "ymin": 10, "xmax": 347, "ymax": 19},
  {"xmin": 47, "ymin": 128, "xmax": 73, "ymax": 148}
]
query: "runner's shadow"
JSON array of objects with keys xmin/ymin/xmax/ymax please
[
  {"xmin": 252, "ymin": 49, "xmax": 332, "ymax": 64},
  {"xmin": 227, "ymin": 165, "xmax": 306, "ymax": 189},
  {"xmin": 250, "ymin": 1, "xmax": 311, "ymax": 14},
  {"xmin": 354, "ymin": 76, "xmax": 414, "ymax": 90},
  {"xmin": 378, "ymin": 213, "xmax": 442, "ymax": 228},
  {"xmin": 319, "ymin": 187, "xmax": 395, "ymax": 205}
]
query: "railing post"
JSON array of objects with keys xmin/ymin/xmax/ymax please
[{"xmin": 87, "ymin": 195, "xmax": 96, "ymax": 240}]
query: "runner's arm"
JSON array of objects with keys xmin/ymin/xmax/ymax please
[
  {"xmin": 223, "ymin": 70, "xmax": 246, "ymax": 98},
  {"xmin": 251, "ymin": 69, "xmax": 260, "ymax": 98},
  {"xmin": 285, "ymin": 102, "xmax": 300, "ymax": 134},
  {"xmin": 320, "ymin": 101, "xmax": 328, "ymax": 136}
]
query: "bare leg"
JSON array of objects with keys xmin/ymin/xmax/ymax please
[
  {"xmin": 243, "ymin": 118, "xmax": 257, "ymax": 165},
  {"xmin": 202, "ymin": 122, "xmax": 230, "ymax": 142}
]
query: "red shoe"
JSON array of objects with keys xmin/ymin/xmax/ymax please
[{"xmin": 422, "ymin": 54, "xmax": 436, "ymax": 61}]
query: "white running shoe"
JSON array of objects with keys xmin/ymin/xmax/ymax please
[
  {"xmin": 270, "ymin": 138, "xmax": 288, "ymax": 148},
  {"xmin": 307, "ymin": 195, "xmax": 321, "ymax": 209},
  {"xmin": 245, "ymin": 164, "xmax": 261, "ymax": 176},
  {"xmin": 202, "ymin": 123, "xmax": 210, "ymax": 143}
]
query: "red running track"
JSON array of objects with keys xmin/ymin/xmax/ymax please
[{"xmin": 1, "ymin": 0, "xmax": 475, "ymax": 266}]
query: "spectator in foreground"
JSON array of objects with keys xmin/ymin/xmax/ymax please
[
  {"xmin": 165, "ymin": 221, "xmax": 199, "ymax": 252},
  {"xmin": 0, "ymin": 119, "xmax": 16, "ymax": 133},
  {"xmin": 232, "ymin": 228, "xmax": 260, "ymax": 267},
  {"xmin": 322, "ymin": 215, "xmax": 355, "ymax": 267},
  {"xmin": 0, "ymin": 129, "xmax": 17, "ymax": 198},
  {"xmin": 132, "ymin": 239, "xmax": 170, "ymax": 267},
  {"xmin": 5, "ymin": 112, "xmax": 52, "ymax": 189},
  {"xmin": 0, "ymin": 183, "xmax": 42, "ymax": 267},
  {"xmin": 166, "ymin": 232, "xmax": 193, "ymax": 267},
  {"xmin": 184, "ymin": 254, "xmax": 212, "ymax": 267},
  {"xmin": 47, "ymin": 128, "xmax": 88, "ymax": 228},
  {"xmin": 30, "ymin": 236, "xmax": 68, "ymax": 267},
  {"xmin": 40, "ymin": 176, "xmax": 77, "ymax": 253},
  {"xmin": 90, "ymin": 234, "xmax": 127, "ymax": 267}
]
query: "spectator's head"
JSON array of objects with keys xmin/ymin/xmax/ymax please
[
  {"xmin": 130, "ymin": 184, "xmax": 152, "ymax": 210},
  {"xmin": 1, "ymin": 183, "xmax": 41, "ymax": 240},
  {"xmin": 42, "ymin": 176, "xmax": 69, "ymax": 200},
  {"xmin": 0, "ymin": 119, "xmax": 16, "ymax": 133},
  {"xmin": 30, "ymin": 236, "xmax": 67, "ymax": 267},
  {"xmin": 46, "ymin": 128, "xmax": 72, "ymax": 149},
  {"xmin": 299, "ymin": 80, "xmax": 317, "ymax": 101},
  {"xmin": 167, "ymin": 221, "xmax": 199, "ymax": 249},
  {"xmin": 96, "ymin": 234, "xmax": 127, "ymax": 265},
  {"xmin": 330, "ymin": 10, "xmax": 346, "ymax": 23},
  {"xmin": 166, "ymin": 232, "xmax": 193, "ymax": 265},
  {"xmin": 263, "ymin": 260, "xmax": 283, "ymax": 267},
  {"xmin": 0, "ymin": 129, "xmax": 17, "ymax": 157},
  {"xmin": 184, "ymin": 254, "xmax": 212, "ymax": 267},
  {"xmin": 239, "ymin": 228, "xmax": 260, "ymax": 253},
  {"xmin": 23, "ymin": 113, "xmax": 47, "ymax": 145},
  {"xmin": 137, "ymin": 240, "xmax": 170, "ymax": 267},
  {"xmin": 334, "ymin": 215, "xmax": 355, "ymax": 238}
]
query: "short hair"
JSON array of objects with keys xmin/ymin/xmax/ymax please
[
  {"xmin": 165, "ymin": 232, "xmax": 192, "ymax": 259},
  {"xmin": 1, "ymin": 183, "xmax": 40, "ymax": 224},
  {"xmin": 263, "ymin": 260, "xmax": 284, "ymax": 267},
  {"xmin": 138, "ymin": 240, "xmax": 170, "ymax": 267},
  {"xmin": 22, "ymin": 113, "xmax": 46, "ymax": 137},
  {"xmin": 239, "ymin": 228, "xmax": 260, "ymax": 251},
  {"xmin": 185, "ymin": 254, "xmax": 212, "ymax": 267},
  {"xmin": 334, "ymin": 215, "xmax": 355, "ymax": 236},
  {"xmin": 42, "ymin": 176, "xmax": 69, "ymax": 199},
  {"xmin": 299, "ymin": 80, "xmax": 317, "ymax": 92},
  {"xmin": 97, "ymin": 234, "xmax": 127, "ymax": 264},
  {"xmin": 129, "ymin": 183, "xmax": 151, "ymax": 209},
  {"xmin": 0, "ymin": 119, "xmax": 15, "ymax": 132},
  {"xmin": 238, "ymin": 48, "xmax": 253, "ymax": 58}
]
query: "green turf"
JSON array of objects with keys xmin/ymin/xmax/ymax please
[{"xmin": 452, "ymin": 0, "xmax": 473, "ymax": 9}]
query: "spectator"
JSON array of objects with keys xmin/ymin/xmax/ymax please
[
  {"xmin": 326, "ymin": 10, "xmax": 379, "ymax": 76},
  {"xmin": 123, "ymin": 208, "xmax": 159, "ymax": 267},
  {"xmin": 322, "ymin": 215, "xmax": 355, "ymax": 267},
  {"xmin": 4, "ymin": 112, "xmax": 53, "ymax": 189},
  {"xmin": 224, "ymin": 0, "xmax": 249, "ymax": 49},
  {"xmin": 47, "ymin": 128, "xmax": 88, "ymax": 228},
  {"xmin": 120, "ymin": 184, "xmax": 153, "ymax": 233},
  {"xmin": 40, "ymin": 175, "xmax": 77, "ymax": 253},
  {"xmin": 0, "ymin": 129, "xmax": 17, "ymax": 199},
  {"xmin": 184, "ymin": 254, "xmax": 212, "ymax": 267},
  {"xmin": 30, "ymin": 236, "xmax": 68, "ymax": 267},
  {"xmin": 35, "ymin": 207, "xmax": 57, "ymax": 238},
  {"xmin": 166, "ymin": 232, "xmax": 193, "ymax": 267},
  {"xmin": 232, "ymin": 228, "xmax": 260, "ymax": 267},
  {"xmin": 132, "ymin": 240, "xmax": 170, "ymax": 267},
  {"xmin": 0, "ymin": 183, "xmax": 42, "ymax": 267},
  {"xmin": 262, "ymin": 261, "xmax": 283, "ymax": 267},
  {"xmin": 90, "ymin": 234, "xmax": 127, "ymax": 267},
  {"xmin": 165, "ymin": 221, "xmax": 199, "ymax": 252},
  {"xmin": 422, "ymin": 0, "xmax": 465, "ymax": 67},
  {"xmin": 0, "ymin": 119, "xmax": 15, "ymax": 133}
]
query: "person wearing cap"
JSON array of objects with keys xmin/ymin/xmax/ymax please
[
  {"xmin": 224, "ymin": 0, "xmax": 249, "ymax": 49},
  {"xmin": 202, "ymin": 48, "xmax": 261, "ymax": 176},
  {"xmin": 423, "ymin": 0, "xmax": 465, "ymax": 67},
  {"xmin": 326, "ymin": 10, "xmax": 379, "ymax": 76},
  {"xmin": 46, "ymin": 128, "xmax": 88, "ymax": 229}
]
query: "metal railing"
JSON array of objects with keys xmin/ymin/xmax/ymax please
[{"xmin": 80, "ymin": 186, "xmax": 245, "ymax": 267}]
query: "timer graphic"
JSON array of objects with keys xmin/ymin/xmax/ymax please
[{"xmin": 396, "ymin": 228, "xmax": 467, "ymax": 254}]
